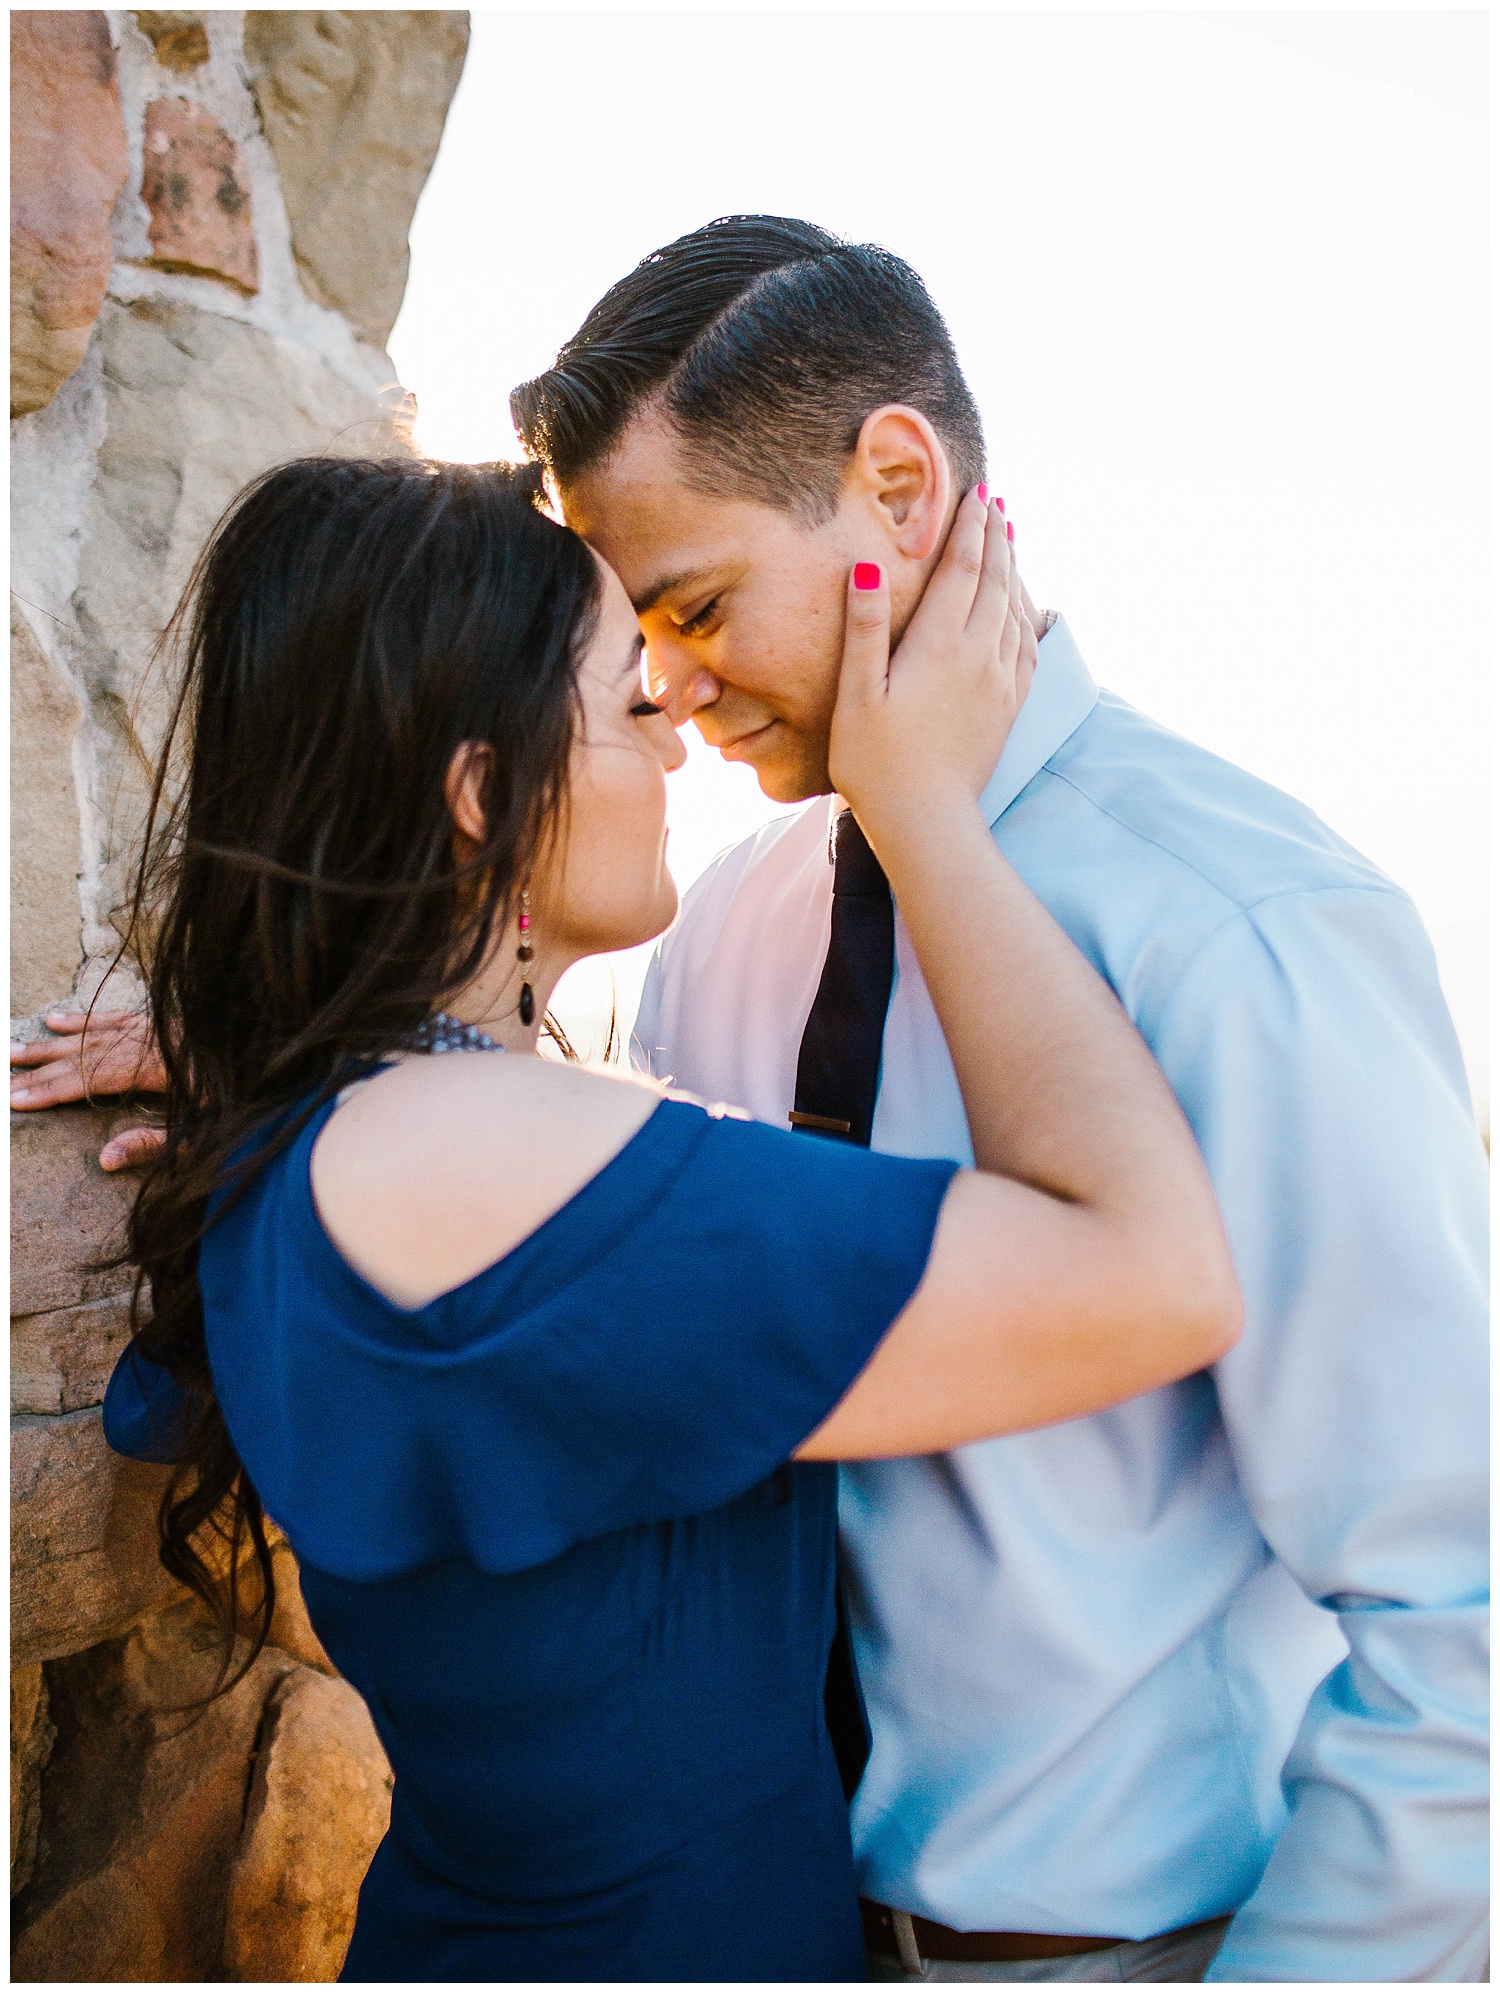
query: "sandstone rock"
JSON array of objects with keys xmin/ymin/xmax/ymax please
[
  {"xmin": 141, "ymin": 96, "xmax": 259, "ymax": 295},
  {"xmin": 11, "ymin": 1863, "xmax": 173, "ymax": 1983},
  {"xmin": 11, "ymin": 1664, "xmax": 56, "ymax": 1899},
  {"xmin": 133, "ymin": 10, "xmax": 209, "ymax": 71},
  {"xmin": 10, "ymin": 11, "xmax": 129, "ymax": 416},
  {"xmin": 10, "ymin": 16, "xmax": 460, "ymax": 1980},
  {"xmin": 265, "ymin": 1530, "xmax": 336, "ymax": 1676},
  {"xmin": 11, "ymin": 1602, "xmax": 296, "ymax": 1981},
  {"xmin": 10, "ymin": 607, "xmax": 84, "ymax": 1015},
  {"xmin": 11, "ymin": 1408, "xmax": 182, "ymax": 1666},
  {"xmin": 245, "ymin": 10, "xmax": 469, "ymax": 344},
  {"xmin": 78, "ymin": 295, "xmax": 416, "ymax": 929},
  {"xmin": 223, "ymin": 1667, "xmax": 392, "ymax": 1981},
  {"xmin": 10, "ymin": 1105, "xmax": 137, "ymax": 1318},
  {"xmin": 12, "ymin": 1294, "xmax": 135, "ymax": 1419}
]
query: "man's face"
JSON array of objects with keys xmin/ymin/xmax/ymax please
[{"xmin": 562, "ymin": 411, "xmax": 863, "ymax": 802}]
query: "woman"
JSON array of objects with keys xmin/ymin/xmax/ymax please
[{"xmin": 95, "ymin": 457, "xmax": 1238, "ymax": 1982}]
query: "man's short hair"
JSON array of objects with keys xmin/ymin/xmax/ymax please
[{"xmin": 509, "ymin": 215, "xmax": 985, "ymax": 521}]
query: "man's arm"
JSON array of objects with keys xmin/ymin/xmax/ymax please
[{"xmin": 1147, "ymin": 886, "xmax": 1488, "ymax": 1982}]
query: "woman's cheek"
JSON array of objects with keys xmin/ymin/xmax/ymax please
[{"xmin": 590, "ymin": 755, "xmax": 666, "ymax": 924}]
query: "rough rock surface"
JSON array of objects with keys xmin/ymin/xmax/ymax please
[
  {"xmin": 132, "ymin": 12, "xmax": 210, "ymax": 73},
  {"xmin": 10, "ymin": 11, "xmax": 129, "ymax": 417},
  {"xmin": 12, "ymin": 1407, "xmax": 182, "ymax": 1668},
  {"xmin": 11, "ymin": 1665, "xmax": 56, "ymax": 1899},
  {"xmin": 12, "ymin": 1294, "xmax": 135, "ymax": 1420},
  {"xmin": 10, "ymin": 1104, "xmax": 137, "ymax": 1318},
  {"xmin": 11, "ymin": 12, "xmax": 462, "ymax": 1977},
  {"xmin": 11, "ymin": 1604, "xmax": 298, "ymax": 1982},
  {"xmin": 245, "ymin": 11, "xmax": 469, "ymax": 344},
  {"xmin": 10, "ymin": 606, "xmax": 84, "ymax": 1014},
  {"xmin": 141, "ymin": 96, "xmax": 259, "ymax": 294},
  {"xmin": 265, "ymin": 1531, "xmax": 337, "ymax": 1677},
  {"xmin": 78, "ymin": 295, "xmax": 416, "ymax": 931},
  {"xmin": 223, "ymin": 1668, "xmax": 393, "ymax": 1981}
]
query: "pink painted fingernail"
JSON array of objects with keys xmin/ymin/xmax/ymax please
[
  {"xmin": 853, "ymin": 562, "xmax": 881, "ymax": 591},
  {"xmin": 976, "ymin": 483, "xmax": 988, "ymax": 504},
  {"xmin": 1006, "ymin": 520, "xmax": 1014, "ymax": 542},
  {"xmin": 996, "ymin": 495, "xmax": 1005, "ymax": 514}
]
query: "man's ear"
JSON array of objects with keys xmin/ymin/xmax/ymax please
[
  {"xmin": 444, "ymin": 740, "xmax": 492, "ymax": 847},
  {"xmin": 847, "ymin": 405, "xmax": 954, "ymax": 561}
]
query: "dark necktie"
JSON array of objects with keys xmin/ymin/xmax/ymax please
[
  {"xmin": 791, "ymin": 809, "xmax": 896, "ymax": 1148},
  {"xmin": 791, "ymin": 807, "xmax": 895, "ymax": 1800}
]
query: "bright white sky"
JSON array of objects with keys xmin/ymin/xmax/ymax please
[{"xmin": 389, "ymin": 7, "xmax": 1489, "ymax": 1122}]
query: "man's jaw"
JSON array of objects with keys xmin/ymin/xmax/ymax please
[{"xmin": 698, "ymin": 714, "xmax": 832, "ymax": 803}]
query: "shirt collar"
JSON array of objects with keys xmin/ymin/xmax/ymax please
[
  {"xmin": 977, "ymin": 614, "xmax": 1098, "ymax": 828},
  {"xmin": 827, "ymin": 616, "xmax": 1098, "ymax": 849}
]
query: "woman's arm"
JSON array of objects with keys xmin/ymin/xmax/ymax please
[{"xmin": 798, "ymin": 494, "xmax": 1241, "ymax": 1459}]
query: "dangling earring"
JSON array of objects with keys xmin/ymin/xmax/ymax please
[{"xmin": 517, "ymin": 889, "xmax": 535, "ymax": 1026}]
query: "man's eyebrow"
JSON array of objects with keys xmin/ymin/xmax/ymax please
[{"xmin": 630, "ymin": 566, "xmax": 712, "ymax": 615}]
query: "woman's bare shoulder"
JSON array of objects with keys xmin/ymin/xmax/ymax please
[{"xmin": 310, "ymin": 1053, "xmax": 666, "ymax": 1311}]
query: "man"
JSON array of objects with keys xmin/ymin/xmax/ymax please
[{"xmin": 514, "ymin": 216, "xmax": 1489, "ymax": 1982}]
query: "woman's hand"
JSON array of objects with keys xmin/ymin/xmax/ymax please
[
  {"xmin": 11, "ymin": 1008, "xmax": 168, "ymax": 1169},
  {"xmin": 827, "ymin": 487, "xmax": 1033, "ymax": 852}
]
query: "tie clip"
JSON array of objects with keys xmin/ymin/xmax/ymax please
[{"xmin": 789, "ymin": 1110, "xmax": 852, "ymax": 1134}]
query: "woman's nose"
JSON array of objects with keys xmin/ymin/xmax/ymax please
[{"xmin": 656, "ymin": 718, "xmax": 689, "ymax": 773}]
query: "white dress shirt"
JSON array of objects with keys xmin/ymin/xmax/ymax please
[{"xmin": 632, "ymin": 617, "xmax": 1489, "ymax": 1982}]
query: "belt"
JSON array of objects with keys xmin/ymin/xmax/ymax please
[{"xmin": 861, "ymin": 1897, "xmax": 1129, "ymax": 1968}]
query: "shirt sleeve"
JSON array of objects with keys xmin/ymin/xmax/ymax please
[
  {"xmin": 451, "ymin": 1109, "xmax": 958, "ymax": 1570},
  {"xmin": 102, "ymin": 1342, "xmax": 198, "ymax": 1463},
  {"xmin": 628, "ymin": 942, "xmax": 665, "ymax": 1078},
  {"xmin": 120, "ymin": 1103, "xmax": 957, "ymax": 1584},
  {"xmin": 1143, "ymin": 886, "xmax": 1489, "ymax": 1983}
]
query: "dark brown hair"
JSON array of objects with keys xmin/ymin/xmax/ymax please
[
  {"xmin": 116, "ymin": 455, "xmax": 601, "ymax": 1685},
  {"xmin": 510, "ymin": 214, "xmax": 985, "ymax": 522}
]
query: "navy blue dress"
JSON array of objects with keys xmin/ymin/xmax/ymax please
[{"xmin": 104, "ymin": 1094, "xmax": 956, "ymax": 1983}]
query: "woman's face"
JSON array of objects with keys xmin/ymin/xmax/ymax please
[{"xmin": 530, "ymin": 554, "xmax": 686, "ymax": 960}]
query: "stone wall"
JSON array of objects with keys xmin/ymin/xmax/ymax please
[{"xmin": 10, "ymin": 12, "xmax": 468, "ymax": 1978}]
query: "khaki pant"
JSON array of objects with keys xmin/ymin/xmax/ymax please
[{"xmin": 866, "ymin": 1915, "xmax": 1233, "ymax": 1983}]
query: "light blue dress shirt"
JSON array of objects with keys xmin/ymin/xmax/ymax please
[{"xmin": 633, "ymin": 618, "xmax": 1489, "ymax": 1982}]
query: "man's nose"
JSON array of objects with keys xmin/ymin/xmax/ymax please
[{"xmin": 649, "ymin": 648, "xmax": 722, "ymax": 728}]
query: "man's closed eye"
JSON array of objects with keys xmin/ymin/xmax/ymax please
[{"xmin": 676, "ymin": 598, "xmax": 721, "ymax": 639}]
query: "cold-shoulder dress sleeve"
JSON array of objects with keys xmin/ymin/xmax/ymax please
[{"xmin": 105, "ymin": 1098, "xmax": 957, "ymax": 1583}]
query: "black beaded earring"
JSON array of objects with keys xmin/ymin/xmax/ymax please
[{"xmin": 517, "ymin": 888, "xmax": 535, "ymax": 1026}]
